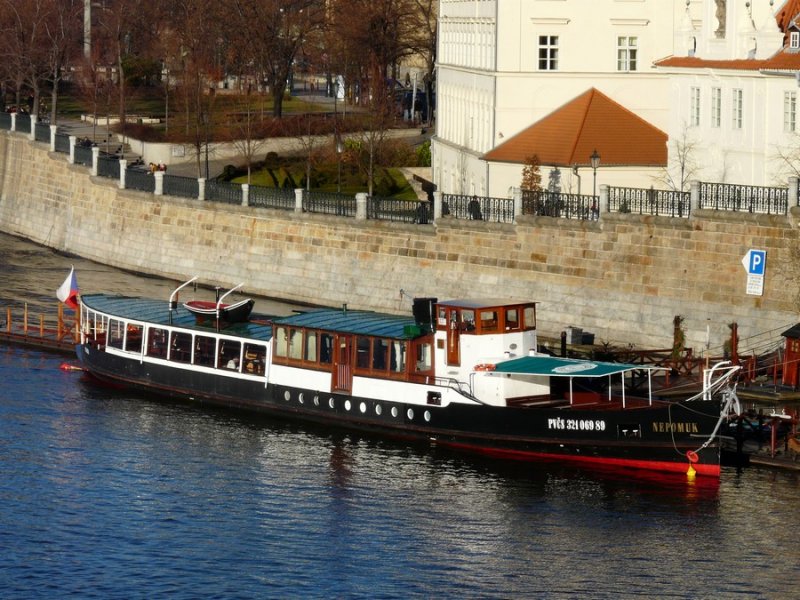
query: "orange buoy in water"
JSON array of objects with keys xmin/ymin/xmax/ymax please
[{"xmin": 59, "ymin": 362, "xmax": 84, "ymax": 372}]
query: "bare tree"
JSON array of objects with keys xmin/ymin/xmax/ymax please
[
  {"xmin": 230, "ymin": 86, "xmax": 270, "ymax": 184},
  {"xmin": 657, "ymin": 122, "xmax": 701, "ymax": 192}
]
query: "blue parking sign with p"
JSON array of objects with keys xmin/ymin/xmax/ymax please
[{"xmin": 747, "ymin": 250, "xmax": 766, "ymax": 275}]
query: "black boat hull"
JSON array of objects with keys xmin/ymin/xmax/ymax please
[{"xmin": 77, "ymin": 344, "xmax": 723, "ymax": 476}]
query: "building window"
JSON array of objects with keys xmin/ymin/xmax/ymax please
[
  {"xmin": 690, "ymin": 87, "xmax": 701, "ymax": 126},
  {"xmin": 617, "ymin": 36, "xmax": 637, "ymax": 71},
  {"xmin": 785, "ymin": 91, "xmax": 797, "ymax": 132},
  {"xmin": 732, "ymin": 88, "xmax": 743, "ymax": 129},
  {"xmin": 711, "ymin": 87, "xmax": 721, "ymax": 128},
  {"xmin": 791, "ymin": 31, "xmax": 800, "ymax": 49},
  {"xmin": 538, "ymin": 35, "xmax": 558, "ymax": 71}
]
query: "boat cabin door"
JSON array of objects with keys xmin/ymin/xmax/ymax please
[
  {"xmin": 332, "ymin": 334, "xmax": 353, "ymax": 393},
  {"xmin": 446, "ymin": 308, "xmax": 461, "ymax": 366}
]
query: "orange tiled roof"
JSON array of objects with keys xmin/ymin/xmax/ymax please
[
  {"xmin": 656, "ymin": 53, "xmax": 800, "ymax": 71},
  {"xmin": 777, "ymin": 0, "xmax": 800, "ymax": 32},
  {"xmin": 482, "ymin": 88, "xmax": 667, "ymax": 167}
]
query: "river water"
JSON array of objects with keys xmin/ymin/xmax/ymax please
[{"xmin": 1, "ymin": 232, "xmax": 798, "ymax": 598}]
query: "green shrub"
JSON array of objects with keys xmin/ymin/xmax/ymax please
[{"xmin": 416, "ymin": 141, "xmax": 431, "ymax": 167}]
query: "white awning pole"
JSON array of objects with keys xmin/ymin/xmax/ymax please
[
  {"xmin": 622, "ymin": 372, "xmax": 626, "ymax": 409},
  {"xmin": 569, "ymin": 377, "xmax": 573, "ymax": 405}
]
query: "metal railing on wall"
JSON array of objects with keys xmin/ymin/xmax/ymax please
[
  {"xmin": 608, "ymin": 186, "xmax": 690, "ymax": 217},
  {"xmin": 163, "ymin": 174, "xmax": 199, "ymax": 199},
  {"xmin": 368, "ymin": 197, "xmax": 431, "ymax": 224},
  {"xmin": 125, "ymin": 168, "xmax": 156, "ymax": 193},
  {"xmin": 303, "ymin": 190, "xmax": 356, "ymax": 216},
  {"xmin": 442, "ymin": 194, "xmax": 515, "ymax": 223},
  {"xmin": 97, "ymin": 156, "xmax": 120, "ymax": 179},
  {"xmin": 205, "ymin": 179, "xmax": 241, "ymax": 204},
  {"xmin": 521, "ymin": 190, "xmax": 598, "ymax": 220},
  {"xmin": 249, "ymin": 185, "xmax": 295, "ymax": 211},
  {"xmin": 699, "ymin": 181, "xmax": 788, "ymax": 215}
]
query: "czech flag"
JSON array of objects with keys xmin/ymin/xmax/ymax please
[{"xmin": 56, "ymin": 266, "xmax": 80, "ymax": 310}]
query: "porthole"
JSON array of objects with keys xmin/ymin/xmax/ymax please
[
  {"xmin": 424, "ymin": 410, "xmax": 431, "ymax": 422},
  {"xmin": 298, "ymin": 393, "xmax": 304, "ymax": 404},
  {"xmin": 359, "ymin": 402, "xmax": 367, "ymax": 414},
  {"xmin": 407, "ymin": 408, "xmax": 414, "ymax": 420},
  {"xmin": 375, "ymin": 404, "xmax": 383, "ymax": 416},
  {"xmin": 314, "ymin": 395, "xmax": 320, "ymax": 406},
  {"xmin": 344, "ymin": 400, "xmax": 351, "ymax": 411},
  {"xmin": 283, "ymin": 390, "xmax": 290, "ymax": 401},
  {"xmin": 391, "ymin": 407, "xmax": 398, "ymax": 418},
  {"xmin": 329, "ymin": 398, "xmax": 335, "ymax": 409}
]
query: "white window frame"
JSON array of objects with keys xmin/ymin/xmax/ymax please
[
  {"xmin": 538, "ymin": 35, "xmax": 559, "ymax": 71},
  {"xmin": 791, "ymin": 31, "xmax": 800, "ymax": 49},
  {"xmin": 690, "ymin": 87, "xmax": 701, "ymax": 127},
  {"xmin": 711, "ymin": 87, "xmax": 721, "ymax": 128},
  {"xmin": 785, "ymin": 91, "xmax": 797, "ymax": 133},
  {"xmin": 617, "ymin": 36, "xmax": 638, "ymax": 71},
  {"xmin": 732, "ymin": 88, "xmax": 743, "ymax": 130}
]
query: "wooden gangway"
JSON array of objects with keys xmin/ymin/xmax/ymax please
[{"xmin": 0, "ymin": 303, "xmax": 79, "ymax": 354}]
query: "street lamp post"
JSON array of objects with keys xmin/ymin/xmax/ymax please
[
  {"xmin": 336, "ymin": 136, "xmax": 343, "ymax": 193},
  {"xmin": 590, "ymin": 149, "xmax": 600, "ymax": 198}
]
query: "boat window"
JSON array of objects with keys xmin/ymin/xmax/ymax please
[
  {"xmin": 373, "ymin": 338, "xmax": 389, "ymax": 371},
  {"xmin": 274, "ymin": 326, "xmax": 288, "ymax": 358},
  {"xmin": 479, "ymin": 310, "xmax": 499, "ymax": 333},
  {"xmin": 391, "ymin": 341, "xmax": 407, "ymax": 373},
  {"xmin": 219, "ymin": 340, "xmax": 241, "ymax": 371},
  {"xmin": 356, "ymin": 336, "xmax": 370, "ymax": 369},
  {"xmin": 125, "ymin": 323, "xmax": 143, "ymax": 353},
  {"xmin": 319, "ymin": 333, "xmax": 333, "ymax": 364},
  {"xmin": 437, "ymin": 305, "xmax": 447, "ymax": 329},
  {"xmin": 170, "ymin": 331, "xmax": 192, "ymax": 363},
  {"xmin": 505, "ymin": 308, "xmax": 520, "ymax": 331},
  {"xmin": 524, "ymin": 305, "xmax": 536, "ymax": 330},
  {"xmin": 194, "ymin": 335, "xmax": 216, "ymax": 367},
  {"xmin": 147, "ymin": 327, "xmax": 168, "ymax": 357},
  {"xmin": 288, "ymin": 329, "xmax": 303, "ymax": 360},
  {"xmin": 108, "ymin": 319, "xmax": 124, "ymax": 349},
  {"xmin": 304, "ymin": 330, "xmax": 318, "ymax": 362},
  {"xmin": 462, "ymin": 309, "xmax": 476, "ymax": 331},
  {"xmin": 243, "ymin": 343, "xmax": 266, "ymax": 375},
  {"xmin": 414, "ymin": 340, "xmax": 433, "ymax": 373}
]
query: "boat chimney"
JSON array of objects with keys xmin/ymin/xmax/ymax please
[{"xmin": 412, "ymin": 297, "xmax": 438, "ymax": 333}]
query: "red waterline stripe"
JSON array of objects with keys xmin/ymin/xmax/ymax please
[{"xmin": 437, "ymin": 441, "xmax": 720, "ymax": 477}]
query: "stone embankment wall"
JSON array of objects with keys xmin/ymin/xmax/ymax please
[{"xmin": 0, "ymin": 131, "xmax": 798, "ymax": 352}]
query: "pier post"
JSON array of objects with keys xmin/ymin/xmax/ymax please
[
  {"xmin": 294, "ymin": 188, "xmax": 304, "ymax": 213},
  {"xmin": 356, "ymin": 192, "xmax": 367, "ymax": 220},
  {"xmin": 154, "ymin": 171, "xmax": 164, "ymax": 195},
  {"xmin": 690, "ymin": 180, "xmax": 700, "ymax": 212},
  {"xmin": 91, "ymin": 146, "xmax": 100, "ymax": 176},
  {"xmin": 433, "ymin": 191, "xmax": 443, "ymax": 221},
  {"xmin": 198, "ymin": 178, "xmax": 206, "ymax": 201},
  {"xmin": 68, "ymin": 136, "xmax": 77, "ymax": 164},
  {"xmin": 242, "ymin": 183, "xmax": 249, "ymax": 207},
  {"xmin": 118, "ymin": 159, "xmax": 127, "ymax": 189},
  {"xmin": 49, "ymin": 125, "xmax": 57, "ymax": 152},
  {"xmin": 789, "ymin": 176, "xmax": 799, "ymax": 207},
  {"xmin": 599, "ymin": 184, "xmax": 609, "ymax": 215},
  {"xmin": 29, "ymin": 115, "xmax": 37, "ymax": 141},
  {"xmin": 512, "ymin": 187, "xmax": 523, "ymax": 220}
]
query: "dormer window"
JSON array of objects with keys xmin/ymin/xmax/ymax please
[{"xmin": 791, "ymin": 31, "xmax": 800, "ymax": 50}]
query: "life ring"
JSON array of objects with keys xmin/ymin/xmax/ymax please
[{"xmin": 686, "ymin": 450, "xmax": 699, "ymax": 463}]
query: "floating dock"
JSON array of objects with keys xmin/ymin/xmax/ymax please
[{"xmin": 0, "ymin": 303, "xmax": 78, "ymax": 354}]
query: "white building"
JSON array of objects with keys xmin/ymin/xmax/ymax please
[{"xmin": 433, "ymin": 0, "xmax": 800, "ymax": 196}]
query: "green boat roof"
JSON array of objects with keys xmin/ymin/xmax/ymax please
[
  {"xmin": 80, "ymin": 294, "xmax": 274, "ymax": 341},
  {"xmin": 492, "ymin": 356, "xmax": 661, "ymax": 377},
  {"xmin": 274, "ymin": 308, "xmax": 423, "ymax": 340}
]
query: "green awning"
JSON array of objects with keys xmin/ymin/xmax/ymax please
[{"xmin": 491, "ymin": 356, "xmax": 658, "ymax": 378}]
